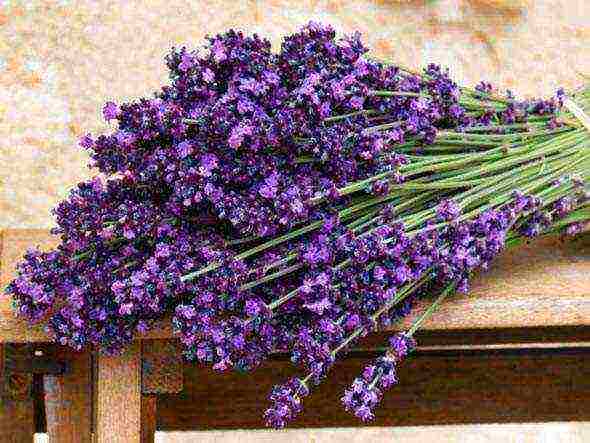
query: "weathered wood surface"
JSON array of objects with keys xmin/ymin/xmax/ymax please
[
  {"xmin": 1, "ymin": 229, "xmax": 590, "ymax": 343},
  {"xmin": 142, "ymin": 340, "xmax": 183, "ymax": 394},
  {"xmin": 94, "ymin": 342, "xmax": 143, "ymax": 443},
  {"xmin": 43, "ymin": 347, "xmax": 92, "ymax": 443},
  {"xmin": 141, "ymin": 395, "xmax": 157, "ymax": 443},
  {"xmin": 156, "ymin": 347, "xmax": 590, "ymax": 430},
  {"xmin": 22, "ymin": 331, "xmax": 589, "ymax": 433},
  {"xmin": 0, "ymin": 344, "xmax": 35, "ymax": 443}
]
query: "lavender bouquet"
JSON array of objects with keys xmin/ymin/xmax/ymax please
[{"xmin": 5, "ymin": 23, "xmax": 590, "ymax": 427}]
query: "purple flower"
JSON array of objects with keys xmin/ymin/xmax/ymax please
[
  {"xmin": 198, "ymin": 153, "xmax": 218, "ymax": 177},
  {"xmin": 264, "ymin": 378, "xmax": 310, "ymax": 428},
  {"xmin": 155, "ymin": 243, "xmax": 171, "ymax": 259},
  {"xmin": 79, "ymin": 134, "xmax": 94, "ymax": 150},
  {"xmin": 342, "ymin": 333, "xmax": 415, "ymax": 421},
  {"xmin": 202, "ymin": 68, "xmax": 215, "ymax": 83},
  {"xmin": 436, "ymin": 199, "xmax": 461, "ymax": 221},
  {"xmin": 211, "ymin": 39, "xmax": 227, "ymax": 63},
  {"xmin": 119, "ymin": 303, "xmax": 133, "ymax": 315},
  {"xmin": 554, "ymin": 196, "xmax": 574, "ymax": 218},
  {"xmin": 388, "ymin": 333, "xmax": 416, "ymax": 359},
  {"xmin": 177, "ymin": 141, "xmax": 193, "ymax": 159},
  {"xmin": 303, "ymin": 297, "xmax": 331, "ymax": 315},
  {"xmin": 228, "ymin": 124, "xmax": 253, "ymax": 149},
  {"xmin": 179, "ymin": 52, "xmax": 195, "ymax": 72},
  {"xmin": 245, "ymin": 299, "xmax": 262, "ymax": 317},
  {"xmin": 349, "ymin": 95, "xmax": 364, "ymax": 109},
  {"xmin": 259, "ymin": 173, "xmax": 279, "ymax": 199},
  {"xmin": 475, "ymin": 81, "xmax": 493, "ymax": 95},
  {"xmin": 565, "ymin": 222, "xmax": 585, "ymax": 236},
  {"xmin": 103, "ymin": 101, "xmax": 120, "ymax": 121},
  {"xmin": 4, "ymin": 21, "xmax": 577, "ymax": 427}
]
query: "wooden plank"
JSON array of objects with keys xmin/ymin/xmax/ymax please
[
  {"xmin": 361, "ymin": 325, "xmax": 590, "ymax": 349},
  {"xmin": 28, "ymin": 325, "xmax": 590, "ymax": 434},
  {"xmin": 0, "ymin": 344, "xmax": 35, "ymax": 443},
  {"xmin": 396, "ymin": 233, "xmax": 590, "ymax": 330},
  {"xmin": 141, "ymin": 396, "xmax": 157, "ymax": 443},
  {"xmin": 156, "ymin": 347, "xmax": 590, "ymax": 430},
  {"xmin": 1, "ymin": 229, "xmax": 590, "ymax": 342},
  {"xmin": 0, "ymin": 393, "xmax": 35, "ymax": 440},
  {"xmin": 142, "ymin": 340, "xmax": 183, "ymax": 394},
  {"xmin": 95, "ymin": 342, "xmax": 142, "ymax": 443},
  {"xmin": 44, "ymin": 348, "xmax": 92, "ymax": 443}
]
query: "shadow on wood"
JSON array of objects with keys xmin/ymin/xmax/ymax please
[{"xmin": 156, "ymin": 346, "xmax": 590, "ymax": 430}]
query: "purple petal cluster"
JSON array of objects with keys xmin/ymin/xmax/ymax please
[
  {"xmin": 77, "ymin": 22, "xmax": 489, "ymax": 240},
  {"xmin": 342, "ymin": 333, "xmax": 416, "ymax": 421},
  {"xmin": 264, "ymin": 377, "xmax": 310, "ymax": 428}
]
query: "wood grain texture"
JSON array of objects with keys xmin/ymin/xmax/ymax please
[
  {"xmin": 1, "ymin": 230, "xmax": 590, "ymax": 342},
  {"xmin": 26, "ymin": 326, "xmax": 590, "ymax": 434},
  {"xmin": 395, "ymin": 233, "xmax": 590, "ymax": 330},
  {"xmin": 141, "ymin": 395, "xmax": 157, "ymax": 443},
  {"xmin": 142, "ymin": 340, "xmax": 183, "ymax": 394},
  {"xmin": 157, "ymin": 347, "xmax": 590, "ymax": 430},
  {"xmin": 95, "ymin": 342, "xmax": 142, "ymax": 443},
  {"xmin": 349, "ymin": 325, "xmax": 590, "ymax": 350},
  {"xmin": 0, "ymin": 344, "xmax": 35, "ymax": 443},
  {"xmin": 43, "ymin": 348, "xmax": 92, "ymax": 443}
]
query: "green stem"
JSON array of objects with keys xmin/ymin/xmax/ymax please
[{"xmin": 407, "ymin": 283, "xmax": 456, "ymax": 337}]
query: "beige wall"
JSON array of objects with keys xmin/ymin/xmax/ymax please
[
  {"xmin": 154, "ymin": 423, "xmax": 590, "ymax": 443},
  {"xmin": 1, "ymin": 0, "xmax": 590, "ymax": 229},
  {"xmin": 32, "ymin": 422, "xmax": 590, "ymax": 442}
]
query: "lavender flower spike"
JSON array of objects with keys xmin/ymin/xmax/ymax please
[
  {"xmin": 264, "ymin": 377, "xmax": 310, "ymax": 428},
  {"xmin": 341, "ymin": 333, "xmax": 416, "ymax": 421}
]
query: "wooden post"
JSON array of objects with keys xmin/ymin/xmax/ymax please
[
  {"xmin": 141, "ymin": 340, "xmax": 183, "ymax": 394},
  {"xmin": 139, "ymin": 339, "xmax": 184, "ymax": 443},
  {"xmin": 141, "ymin": 395, "xmax": 157, "ymax": 443},
  {"xmin": 0, "ymin": 344, "xmax": 35, "ymax": 443},
  {"xmin": 94, "ymin": 342, "xmax": 143, "ymax": 443},
  {"xmin": 44, "ymin": 349, "xmax": 92, "ymax": 442}
]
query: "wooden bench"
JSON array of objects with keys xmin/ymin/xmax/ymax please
[{"xmin": 1, "ymin": 229, "xmax": 589, "ymax": 442}]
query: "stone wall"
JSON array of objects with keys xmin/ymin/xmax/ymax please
[{"xmin": 1, "ymin": 0, "xmax": 589, "ymax": 228}]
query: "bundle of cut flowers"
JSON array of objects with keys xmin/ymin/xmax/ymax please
[{"xmin": 5, "ymin": 22, "xmax": 590, "ymax": 427}]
